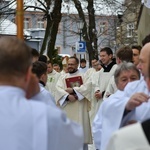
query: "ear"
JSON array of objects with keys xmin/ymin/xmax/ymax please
[
  {"xmin": 40, "ymin": 73, "xmax": 47, "ymax": 84},
  {"xmin": 40, "ymin": 74, "xmax": 45, "ymax": 81},
  {"xmin": 116, "ymin": 57, "xmax": 121, "ymax": 64},
  {"xmin": 148, "ymin": 80, "xmax": 150, "ymax": 91},
  {"xmin": 25, "ymin": 71, "xmax": 40, "ymax": 99},
  {"xmin": 146, "ymin": 77, "xmax": 150, "ymax": 91},
  {"xmin": 109, "ymin": 54, "xmax": 113, "ymax": 59},
  {"xmin": 24, "ymin": 66, "xmax": 32, "ymax": 89}
]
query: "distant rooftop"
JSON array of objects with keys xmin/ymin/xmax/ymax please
[
  {"xmin": 0, "ymin": 18, "xmax": 30, "ymax": 36},
  {"xmin": 0, "ymin": 18, "xmax": 16, "ymax": 35}
]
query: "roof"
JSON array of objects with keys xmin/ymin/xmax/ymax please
[
  {"xmin": 0, "ymin": 18, "xmax": 30, "ymax": 36},
  {"xmin": 0, "ymin": 18, "xmax": 16, "ymax": 35}
]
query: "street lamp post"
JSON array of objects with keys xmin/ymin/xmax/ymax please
[
  {"xmin": 79, "ymin": 30, "xmax": 82, "ymax": 41},
  {"xmin": 76, "ymin": 19, "xmax": 85, "ymax": 60},
  {"xmin": 77, "ymin": 19, "xmax": 84, "ymax": 41}
]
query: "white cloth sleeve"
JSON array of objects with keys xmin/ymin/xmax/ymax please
[
  {"xmin": 46, "ymin": 106, "xmax": 84, "ymax": 150},
  {"xmin": 73, "ymin": 89, "xmax": 84, "ymax": 101},
  {"xmin": 106, "ymin": 123, "xmax": 149, "ymax": 150},
  {"xmin": 59, "ymin": 94, "xmax": 69, "ymax": 106}
]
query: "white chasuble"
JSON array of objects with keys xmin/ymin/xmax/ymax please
[{"xmin": 55, "ymin": 71, "xmax": 92, "ymax": 144}]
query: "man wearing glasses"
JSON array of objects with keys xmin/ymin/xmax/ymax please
[{"xmin": 55, "ymin": 56, "xmax": 92, "ymax": 150}]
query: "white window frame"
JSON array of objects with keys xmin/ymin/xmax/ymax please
[
  {"xmin": 127, "ymin": 23, "xmax": 134, "ymax": 38},
  {"xmin": 99, "ymin": 22, "xmax": 107, "ymax": 34},
  {"xmin": 24, "ymin": 18, "xmax": 30, "ymax": 29},
  {"xmin": 37, "ymin": 19, "xmax": 44, "ymax": 28}
]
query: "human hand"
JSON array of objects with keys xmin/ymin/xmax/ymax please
[
  {"xmin": 65, "ymin": 88, "xmax": 73, "ymax": 94},
  {"xmin": 105, "ymin": 92, "xmax": 111, "ymax": 98},
  {"xmin": 68, "ymin": 94, "xmax": 77, "ymax": 102},
  {"xmin": 126, "ymin": 93, "xmax": 149, "ymax": 111},
  {"xmin": 26, "ymin": 73, "xmax": 40, "ymax": 99},
  {"xmin": 124, "ymin": 120, "xmax": 137, "ymax": 126},
  {"xmin": 95, "ymin": 90, "xmax": 102, "ymax": 99}
]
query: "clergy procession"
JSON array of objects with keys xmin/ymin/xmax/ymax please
[{"xmin": 1, "ymin": 34, "xmax": 150, "ymax": 150}]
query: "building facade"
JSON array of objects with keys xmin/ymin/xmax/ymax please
[
  {"xmin": 0, "ymin": 0, "xmax": 117, "ymax": 56},
  {"xmin": 116, "ymin": 0, "xmax": 141, "ymax": 47}
]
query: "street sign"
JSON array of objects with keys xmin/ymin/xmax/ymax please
[{"xmin": 76, "ymin": 41, "xmax": 86, "ymax": 53}]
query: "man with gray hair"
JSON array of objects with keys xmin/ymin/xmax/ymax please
[
  {"xmin": 99, "ymin": 39, "xmax": 150, "ymax": 150},
  {"xmin": 106, "ymin": 44, "xmax": 150, "ymax": 150},
  {"xmin": 93, "ymin": 62, "xmax": 140, "ymax": 150}
]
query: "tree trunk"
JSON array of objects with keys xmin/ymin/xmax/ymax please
[
  {"xmin": 40, "ymin": 15, "xmax": 52, "ymax": 54},
  {"xmin": 72, "ymin": 0, "xmax": 98, "ymax": 67},
  {"xmin": 46, "ymin": 0, "xmax": 62, "ymax": 59},
  {"xmin": 87, "ymin": 0, "xmax": 98, "ymax": 60}
]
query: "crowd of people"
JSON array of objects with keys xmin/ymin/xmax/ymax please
[{"xmin": 0, "ymin": 34, "xmax": 150, "ymax": 150}]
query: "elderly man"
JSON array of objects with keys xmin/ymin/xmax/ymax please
[
  {"xmin": 106, "ymin": 44, "xmax": 150, "ymax": 150},
  {"xmin": 92, "ymin": 34, "xmax": 150, "ymax": 150},
  {"xmin": 95, "ymin": 41, "xmax": 150, "ymax": 150},
  {"xmin": 0, "ymin": 36, "xmax": 83, "ymax": 150},
  {"xmin": 92, "ymin": 62, "xmax": 141, "ymax": 150}
]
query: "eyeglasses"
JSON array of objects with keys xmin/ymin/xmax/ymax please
[
  {"xmin": 133, "ymin": 54, "xmax": 139, "ymax": 56},
  {"xmin": 68, "ymin": 63, "xmax": 77, "ymax": 66}
]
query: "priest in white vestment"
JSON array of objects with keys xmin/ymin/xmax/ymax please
[
  {"xmin": 60, "ymin": 56, "xmax": 69, "ymax": 75},
  {"xmin": 93, "ymin": 42, "xmax": 150, "ymax": 150},
  {"xmin": 91, "ymin": 47, "xmax": 117, "ymax": 124},
  {"xmin": 104, "ymin": 43, "xmax": 150, "ymax": 128},
  {"xmin": 95, "ymin": 76, "xmax": 149, "ymax": 148},
  {"xmin": 93, "ymin": 62, "xmax": 141, "ymax": 150},
  {"xmin": 46, "ymin": 61, "xmax": 61, "ymax": 99},
  {"xmin": 31, "ymin": 61, "xmax": 56, "ymax": 106},
  {"xmin": 106, "ymin": 123, "xmax": 150, "ymax": 150},
  {"xmin": 106, "ymin": 51, "xmax": 150, "ymax": 150},
  {"xmin": 103, "ymin": 46, "xmax": 133, "ymax": 99},
  {"xmin": 55, "ymin": 56, "xmax": 92, "ymax": 150}
]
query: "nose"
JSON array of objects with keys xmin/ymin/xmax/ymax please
[
  {"xmin": 137, "ymin": 62, "xmax": 141, "ymax": 70},
  {"xmin": 100, "ymin": 58, "xmax": 103, "ymax": 61},
  {"xmin": 128, "ymin": 78, "xmax": 131, "ymax": 82}
]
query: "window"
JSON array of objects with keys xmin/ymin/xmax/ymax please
[
  {"xmin": 127, "ymin": 23, "xmax": 134, "ymax": 37},
  {"xmin": 69, "ymin": 20, "xmax": 73, "ymax": 34},
  {"xmin": 24, "ymin": 18, "xmax": 30, "ymax": 29},
  {"xmin": 99, "ymin": 22, "xmax": 107, "ymax": 35},
  {"xmin": 37, "ymin": 18, "xmax": 44, "ymax": 28}
]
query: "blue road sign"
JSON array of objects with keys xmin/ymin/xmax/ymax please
[{"xmin": 76, "ymin": 41, "xmax": 86, "ymax": 53}]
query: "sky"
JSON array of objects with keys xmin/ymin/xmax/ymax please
[
  {"xmin": 62, "ymin": 0, "xmax": 125, "ymax": 15},
  {"xmin": 6, "ymin": 0, "xmax": 126, "ymax": 15},
  {"xmin": 3, "ymin": 0, "xmax": 145, "ymax": 36}
]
